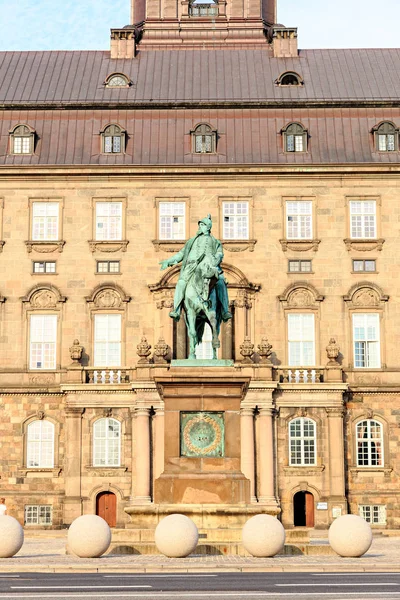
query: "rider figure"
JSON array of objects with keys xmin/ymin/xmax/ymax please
[{"xmin": 159, "ymin": 215, "xmax": 232, "ymax": 323}]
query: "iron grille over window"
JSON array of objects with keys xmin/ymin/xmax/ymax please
[
  {"xmin": 282, "ymin": 123, "xmax": 307, "ymax": 152},
  {"xmin": 192, "ymin": 123, "xmax": 216, "ymax": 153},
  {"xmin": 10, "ymin": 124, "xmax": 35, "ymax": 155},
  {"xmin": 101, "ymin": 124, "xmax": 125, "ymax": 154},
  {"xmin": 373, "ymin": 121, "xmax": 398, "ymax": 152}
]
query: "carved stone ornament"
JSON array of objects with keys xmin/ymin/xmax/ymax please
[
  {"xmin": 95, "ymin": 289, "xmax": 121, "ymax": 308},
  {"xmin": 344, "ymin": 238, "xmax": 385, "ymax": 252},
  {"xmin": 103, "ymin": 407, "xmax": 112, "ymax": 418},
  {"xmin": 36, "ymin": 410, "xmax": 45, "ymax": 420},
  {"xmin": 0, "ymin": 241, "xmax": 5, "ymax": 253},
  {"xmin": 153, "ymin": 337, "xmax": 169, "ymax": 364},
  {"xmin": 25, "ymin": 240, "xmax": 65, "ymax": 253},
  {"xmin": 69, "ymin": 339, "xmax": 83, "ymax": 364},
  {"xmin": 352, "ymin": 289, "xmax": 380, "ymax": 307},
  {"xmin": 88, "ymin": 240, "xmax": 129, "ymax": 253},
  {"xmin": 279, "ymin": 283, "xmax": 324, "ymax": 309},
  {"xmin": 280, "ymin": 239, "xmax": 321, "ymax": 252},
  {"xmin": 289, "ymin": 289, "xmax": 314, "ymax": 307},
  {"xmin": 155, "ymin": 291, "xmax": 174, "ymax": 310},
  {"xmin": 137, "ymin": 335, "xmax": 152, "ymax": 364},
  {"xmin": 326, "ymin": 337, "xmax": 340, "ymax": 365},
  {"xmin": 30, "ymin": 290, "xmax": 58, "ymax": 309},
  {"xmin": 296, "ymin": 407, "xmax": 307, "ymax": 418},
  {"xmin": 240, "ymin": 336, "xmax": 254, "ymax": 364},
  {"xmin": 257, "ymin": 337, "xmax": 273, "ymax": 364},
  {"xmin": 222, "ymin": 240, "xmax": 257, "ymax": 253}
]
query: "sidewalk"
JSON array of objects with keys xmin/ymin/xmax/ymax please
[{"xmin": 0, "ymin": 534, "xmax": 399, "ymax": 573}]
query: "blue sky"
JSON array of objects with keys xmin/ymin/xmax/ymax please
[{"xmin": 0, "ymin": 0, "xmax": 399, "ymax": 51}]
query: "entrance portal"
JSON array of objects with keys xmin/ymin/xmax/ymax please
[
  {"xmin": 293, "ymin": 491, "xmax": 314, "ymax": 527},
  {"xmin": 96, "ymin": 491, "xmax": 116, "ymax": 527}
]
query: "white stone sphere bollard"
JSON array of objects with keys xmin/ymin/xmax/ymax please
[
  {"xmin": 155, "ymin": 514, "xmax": 199, "ymax": 558},
  {"xmin": 242, "ymin": 514, "xmax": 286, "ymax": 557},
  {"xmin": 329, "ymin": 514, "xmax": 372, "ymax": 557},
  {"xmin": 67, "ymin": 515, "xmax": 111, "ymax": 558},
  {"xmin": 0, "ymin": 516, "xmax": 24, "ymax": 558}
]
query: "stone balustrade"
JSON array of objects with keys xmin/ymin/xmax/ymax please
[
  {"xmin": 275, "ymin": 366, "xmax": 325, "ymax": 384},
  {"xmin": 84, "ymin": 368, "xmax": 131, "ymax": 384}
]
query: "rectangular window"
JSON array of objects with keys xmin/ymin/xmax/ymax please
[
  {"xmin": 13, "ymin": 137, "xmax": 31, "ymax": 154},
  {"xmin": 24, "ymin": 505, "xmax": 53, "ymax": 525},
  {"xmin": 32, "ymin": 203, "xmax": 59, "ymax": 241},
  {"xmin": 30, "ymin": 315, "xmax": 57, "ymax": 370},
  {"xmin": 96, "ymin": 261, "xmax": 120, "ymax": 274},
  {"xmin": 94, "ymin": 314, "xmax": 121, "ymax": 367},
  {"xmin": 159, "ymin": 202, "xmax": 186, "ymax": 240},
  {"xmin": 286, "ymin": 201, "xmax": 312, "ymax": 239},
  {"xmin": 288, "ymin": 313, "xmax": 315, "ymax": 366},
  {"xmin": 95, "ymin": 202, "xmax": 122, "ymax": 241},
  {"xmin": 359, "ymin": 505, "xmax": 386, "ymax": 525},
  {"xmin": 353, "ymin": 259, "xmax": 376, "ymax": 273},
  {"xmin": 378, "ymin": 134, "xmax": 395, "ymax": 152},
  {"xmin": 288, "ymin": 260, "xmax": 312, "ymax": 273},
  {"xmin": 350, "ymin": 201, "xmax": 376, "ymax": 239},
  {"xmin": 353, "ymin": 313, "xmax": 380, "ymax": 368},
  {"xmin": 33, "ymin": 261, "xmax": 56, "ymax": 274},
  {"xmin": 223, "ymin": 202, "xmax": 249, "ymax": 239}
]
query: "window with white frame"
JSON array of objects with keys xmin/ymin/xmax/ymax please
[
  {"xmin": 30, "ymin": 314, "xmax": 57, "ymax": 370},
  {"xmin": 32, "ymin": 203, "xmax": 59, "ymax": 241},
  {"xmin": 283, "ymin": 123, "xmax": 307, "ymax": 152},
  {"xmin": 353, "ymin": 313, "xmax": 380, "ymax": 368},
  {"xmin": 11, "ymin": 125, "xmax": 34, "ymax": 154},
  {"xmin": 374, "ymin": 122, "xmax": 398, "ymax": 152},
  {"xmin": 223, "ymin": 202, "xmax": 249, "ymax": 239},
  {"xmin": 95, "ymin": 202, "xmax": 122, "ymax": 241},
  {"xmin": 288, "ymin": 313, "xmax": 315, "ymax": 366},
  {"xmin": 286, "ymin": 201, "xmax": 312, "ymax": 239},
  {"xmin": 350, "ymin": 201, "xmax": 376, "ymax": 239},
  {"xmin": 289, "ymin": 418, "xmax": 316, "ymax": 466},
  {"xmin": 26, "ymin": 420, "xmax": 55, "ymax": 468},
  {"xmin": 94, "ymin": 314, "xmax": 121, "ymax": 366},
  {"xmin": 24, "ymin": 505, "xmax": 53, "ymax": 525},
  {"xmin": 33, "ymin": 261, "xmax": 56, "ymax": 274},
  {"xmin": 359, "ymin": 504, "xmax": 386, "ymax": 524},
  {"xmin": 159, "ymin": 202, "xmax": 185, "ymax": 240},
  {"xmin": 356, "ymin": 419, "xmax": 383, "ymax": 467},
  {"xmin": 93, "ymin": 417, "xmax": 121, "ymax": 467},
  {"xmin": 195, "ymin": 322, "xmax": 214, "ymax": 359}
]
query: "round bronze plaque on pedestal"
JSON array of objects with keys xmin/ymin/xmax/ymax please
[{"xmin": 180, "ymin": 412, "xmax": 224, "ymax": 457}]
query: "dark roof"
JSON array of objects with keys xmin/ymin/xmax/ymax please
[{"xmin": 1, "ymin": 48, "xmax": 400, "ymax": 105}]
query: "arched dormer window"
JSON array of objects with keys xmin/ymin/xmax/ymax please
[
  {"xmin": 189, "ymin": 0, "xmax": 218, "ymax": 16},
  {"xmin": 356, "ymin": 419, "xmax": 383, "ymax": 467},
  {"xmin": 289, "ymin": 417, "xmax": 316, "ymax": 466},
  {"xmin": 93, "ymin": 417, "xmax": 121, "ymax": 467},
  {"xmin": 191, "ymin": 123, "xmax": 216, "ymax": 154},
  {"xmin": 282, "ymin": 123, "xmax": 307, "ymax": 153},
  {"xmin": 372, "ymin": 121, "xmax": 399, "ymax": 152},
  {"xmin": 105, "ymin": 73, "xmax": 130, "ymax": 88},
  {"xmin": 276, "ymin": 71, "xmax": 303, "ymax": 86},
  {"xmin": 100, "ymin": 124, "xmax": 126, "ymax": 154},
  {"xmin": 10, "ymin": 124, "xmax": 35, "ymax": 155}
]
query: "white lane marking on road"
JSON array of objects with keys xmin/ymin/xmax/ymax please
[
  {"xmin": 11, "ymin": 585, "xmax": 152, "ymax": 590},
  {"xmin": 277, "ymin": 583, "xmax": 399, "ymax": 587},
  {"xmin": 103, "ymin": 574, "xmax": 218, "ymax": 578}
]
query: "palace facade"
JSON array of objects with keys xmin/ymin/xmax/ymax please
[{"xmin": 0, "ymin": 0, "xmax": 399, "ymax": 539}]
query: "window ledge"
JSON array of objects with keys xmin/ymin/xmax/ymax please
[
  {"xmin": 88, "ymin": 240, "xmax": 129, "ymax": 253},
  {"xmin": 19, "ymin": 468, "xmax": 62, "ymax": 477},
  {"xmin": 280, "ymin": 239, "xmax": 321, "ymax": 252},
  {"xmin": 344, "ymin": 238, "xmax": 385, "ymax": 252},
  {"xmin": 152, "ymin": 239, "xmax": 187, "ymax": 253},
  {"xmin": 222, "ymin": 239, "xmax": 257, "ymax": 253},
  {"xmin": 85, "ymin": 466, "xmax": 128, "ymax": 477},
  {"xmin": 350, "ymin": 466, "xmax": 393, "ymax": 478},
  {"xmin": 25, "ymin": 241, "xmax": 65, "ymax": 254},
  {"xmin": 351, "ymin": 270, "xmax": 378, "ymax": 275},
  {"xmin": 283, "ymin": 465, "xmax": 325, "ymax": 475},
  {"xmin": 287, "ymin": 271, "xmax": 315, "ymax": 275}
]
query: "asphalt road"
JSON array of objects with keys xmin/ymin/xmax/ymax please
[{"xmin": 1, "ymin": 572, "xmax": 400, "ymax": 600}]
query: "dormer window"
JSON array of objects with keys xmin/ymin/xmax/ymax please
[
  {"xmin": 192, "ymin": 123, "xmax": 216, "ymax": 153},
  {"xmin": 100, "ymin": 124, "xmax": 126, "ymax": 154},
  {"xmin": 282, "ymin": 123, "xmax": 308, "ymax": 153},
  {"xmin": 372, "ymin": 121, "xmax": 398, "ymax": 152},
  {"xmin": 189, "ymin": 0, "xmax": 218, "ymax": 16},
  {"xmin": 105, "ymin": 73, "xmax": 130, "ymax": 88},
  {"xmin": 276, "ymin": 71, "xmax": 303, "ymax": 86},
  {"xmin": 10, "ymin": 124, "xmax": 35, "ymax": 155}
]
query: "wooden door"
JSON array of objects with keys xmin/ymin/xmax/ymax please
[
  {"xmin": 96, "ymin": 491, "xmax": 116, "ymax": 527},
  {"xmin": 305, "ymin": 492, "xmax": 315, "ymax": 527}
]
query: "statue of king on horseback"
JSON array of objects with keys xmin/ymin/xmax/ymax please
[{"xmin": 160, "ymin": 215, "xmax": 232, "ymax": 360}]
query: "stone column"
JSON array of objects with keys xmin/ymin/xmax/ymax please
[
  {"xmin": 63, "ymin": 407, "xmax": 83, "ymax": 524},
  {"xmin": 154, "ymin": 405, "xmax": 165, "ymax": 480},
  {"xmin": 258, "ymin": 407, "xmax": 276, "ymax": 504},
  {"xmin": 327, "ymin": 407, "xmax": 346, "ymax": 499},
  {"xmin": 133, "ymin": 406, "xmax": 152, "ymax": 503},
  {"xmin": 240, "ymin": 406, "xmax": 256, "ymax": 502}
]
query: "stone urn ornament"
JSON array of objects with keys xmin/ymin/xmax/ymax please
[
  {"xmin": 258, "ymin": 337, "xmax": 273, "ymax": 364},
  {"xmin": 153, "ymin": 337, "xmax": 169, "ymax": 364},
  {"xmin": 326, "ymin": 337, "xmax": 340, "ymax": 365},
  {"xmin": 137, "ymin": 335, "xmax": 152, "ymax": 364},
  {"xmin": 240, "ymin": 336, "xmax": 254, "ymax": 364},
  {"xmin": 69, "ymin": 339, "xmax": 83, "ymax": 364}
]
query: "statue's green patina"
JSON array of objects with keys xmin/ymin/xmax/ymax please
[{"xmin": 160, "ymin": 215, "xmax": 232, "ymax": 359}]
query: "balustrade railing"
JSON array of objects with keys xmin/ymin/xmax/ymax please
[
  {"xmin": 276, "ymin": 367, "xmax": 325, "ymax": 384},
  {"xmin": 84, "ymin": 368, "xmax": 130, "ymax": 384}
]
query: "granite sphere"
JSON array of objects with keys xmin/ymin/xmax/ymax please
[
  {"xmin": 67, "ymin": 515, "xmax": 111, "ymax": 558},
  {"xmin": 329, "ymin": 514, "xmax": 372, "ymax": 557},
  {"xmin": 242, "ymin": 514, "xmax": 286, "ymax": 557},
  {"xmin": 155, "ymin": 514, "xmax": 199, "ymax": 557},
  {"xmin": 0, "ymin": 516, "xmax": 24, "ymax": 558}
]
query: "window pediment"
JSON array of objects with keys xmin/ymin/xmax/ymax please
[
  {"xmin": 279, "ymin": 283, "xmax": 324, "ymax": 309},
  {"xmin": 86, "ymin": 284, "xmax": 131, "ymax": 308},
  {"xmin": 344, "ymin": 283, "xmax": 388, "ymax": 309}
]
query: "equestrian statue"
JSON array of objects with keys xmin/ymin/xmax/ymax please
[{"xmin": 159, "ymin": 215, "xmax": 232, "ymax": 359}]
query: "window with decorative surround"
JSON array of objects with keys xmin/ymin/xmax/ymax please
[
  {"xmin": 26, "ymin": 199, "xmax": 65, "ymax": 254},
  {"xmin": 26, "ymin": 420, "xmax": 55, "ymax": 468},
  {"xmin": 352, "ymin": 313, "xmax": 380, "ymax": 368},
  {"xmin": 222, "ymin": 201, "xmax": 249, "ymax": 240},
  {"xmin": 192, "ymin": 123, "xmax": 216, "ymax": 153},
  {"xmin": 288, "ymin": 313, "xmax": 315, "ymax": 366},
  {"xmin": 10, "ymin": 124, "xmax": 35, "ymax": 155},
  {"xmin": 24, "ymin": 505, "xmax": 53, "ymax": 525},
  {"xmin": 350, "ymin": 200, "xmax": 376, "ymax": 239},
  {"xmin": 289, "ymin": 417, "xmax": 316, "ymax": 465},
  {"xmin": 101, "ymin": 124, "xmax": 126, "ymax": 154},
  {"xmin": 94, "ymin": 314, "xmax": 121, "ymax": 367},
  {"xmin": 282, "ymin": 123, "xmax": 307, "ymax": 152},
  {"xmin": 159, "ymin": 202, "xmax": 186, "ymax": 240},
  {"xmin": 356, "ymin": 419, "xmax": 383, "ymax": 467},
  {"xmin": 105, "ymin": 73, "xmax": 130, "ymax": 88},
  {"xmin": 95, "ymin": 201, "xmax": 122, "ymax": 240},
  {"xmin": 359, "ymin": 504, "xmax": 386, "ymax": 524},
  {"xmin": 372, "ymin": 121, "xmax": 398, "ymax": 152},
  {"xmin": 93, "ymin": 417, "xmax": 121, "ymax": 467},
  {"xmin": 286, "ymin": 200, "xmax": 312, "ymax": 239}
]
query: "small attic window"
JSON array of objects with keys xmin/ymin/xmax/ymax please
[
  {"xmin": 282, "ymin": 122, "xmax": 308, "ymax": 153},
  {"xmin": 276, "ymin": 72, "xmax": 303, "ymax": 86},
  {"xmin": 100, "ymin": 124, "xmax": 126, "ymax": 154},
  {"xmin": 10, "ymin": 124, "xmax": 35, "ymax": 155},
  {"xmin": 191, "ymin": 123, "xmax": 217, "ymax": 153},
  {"xmin": 372, "ymin": 121, "xmax": 399, "ymax": 152},
  {"xmin": 105, "ymin": 73, "xmax": 130, "ymax": 88}
]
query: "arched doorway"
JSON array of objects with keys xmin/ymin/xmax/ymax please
[
  {"xmin": 96, "ymin": 491, "xmax": 117, "ymax": 527},
  {"xmin": 293, "ymin": 491, "xmax": 314, "ymax": 527}
]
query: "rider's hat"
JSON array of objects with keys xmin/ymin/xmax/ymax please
[{"xmin": 198, "ymin": 214, "xmax": 212, "ymax": 230}]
